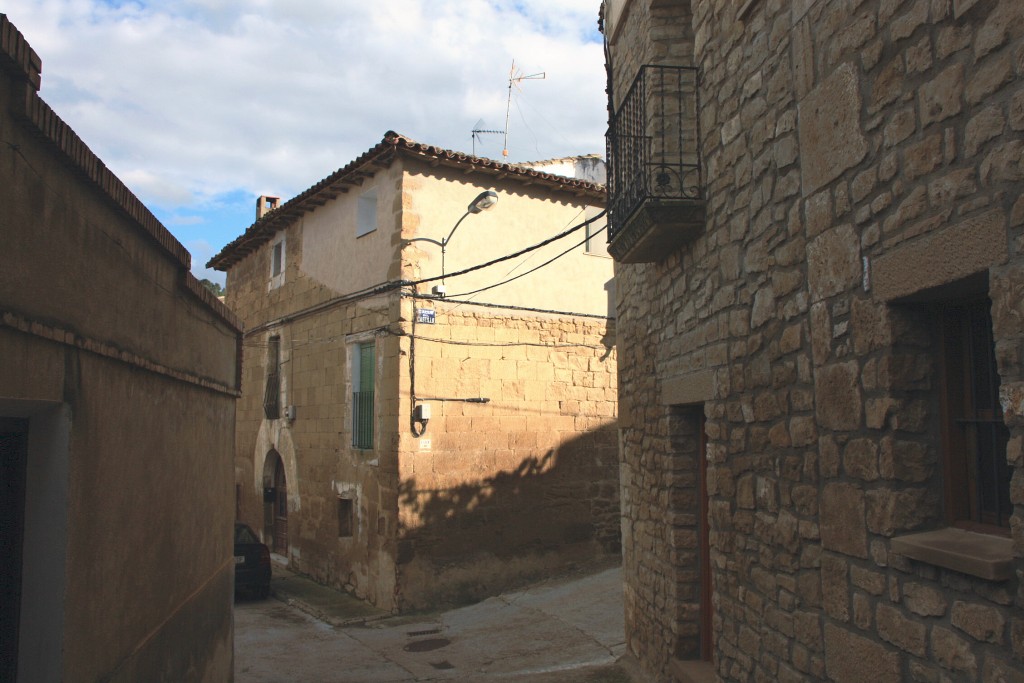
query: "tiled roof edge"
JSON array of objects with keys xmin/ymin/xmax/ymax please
[{"xmin": 207, "ymin": 130, "xmax": 607, "ymax": 271}]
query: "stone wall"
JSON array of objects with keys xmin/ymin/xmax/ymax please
[
  {"xmin": 225, "ymin": 153, "xmax": 620, "ymax": 612},
  {"xmin": 228, "ymin": 216, "xmax": 403, "ymax": 607},
  {"xmin": 609, "ymin": 0, "xmax": 1024, "ymax": 680},
  {"xmin": 394, "ymin": 302, "xmax": 620, "ymax": 610}
]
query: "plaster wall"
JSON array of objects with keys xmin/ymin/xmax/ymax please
[
  {"xmin": 301, "ymin": 166, "xmax": 404, "ymax": 294},
  {"xmin": 400, "ymin": 161, "xmax": 614, "ymax": 317},
  {"xmin": 1, "ymin": 17, "xmax": 238, "ymax": 679}
]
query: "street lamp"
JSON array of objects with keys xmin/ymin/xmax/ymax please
[{"xmin": 406, "ymin": 190, "xmax": 498, "ymax": 293}]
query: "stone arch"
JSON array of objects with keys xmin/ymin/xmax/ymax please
[{"xmin": 262, "ymin": 450, "xmax": 288, "ymax": 555}]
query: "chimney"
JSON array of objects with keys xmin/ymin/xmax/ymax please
[{"xmin": 257, "ymin": 195, "xmax": 281, "ymax": 220}]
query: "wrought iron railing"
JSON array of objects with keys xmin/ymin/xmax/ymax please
[{"xmin": 606, "ymin": 65, "xmax": 702, "ymax": 242}]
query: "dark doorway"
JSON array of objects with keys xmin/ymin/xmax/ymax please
[
  {"xmin": 668, "ymin": 405, "xmax": 713, "ymax": 663},
  {"xmin": 264, "ymin": 451, "xmax": 288, "ymax": 555},
  {"xmin": 1, "ymin": 419, "xmax": 28, "ymax": 682},
  {"xmin": 696, "ymin": 411, "xmax": 712, "ymax": 662}
]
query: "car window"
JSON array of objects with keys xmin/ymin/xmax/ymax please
[{"xmin": 235, "ymin": 524, "xmax": 260, "ymax": 544}]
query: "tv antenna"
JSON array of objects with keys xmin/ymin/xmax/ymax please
[
  {"xmin": 471, "ymin": 119, "xmax": 504, "ymax": 156},
  {"xmin": 502, "ymin": 60, "xmax": 545, "ymax": 158}
]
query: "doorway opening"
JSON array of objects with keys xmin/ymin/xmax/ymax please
[
  {"xmin": 263, "ymin": 450, "xmax": 288, "ymax": 556},
  {"xmin": 1, "ymin": 418, "xmax": 28, "ymax": 682},
  {"xmin": 668, "ymin": 404, "xmax": 713, "ymax": 662}
]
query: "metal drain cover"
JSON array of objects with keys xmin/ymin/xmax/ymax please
[{"xmin": 403, "ymin": 638, "xmax": 451, "ymax": 653}]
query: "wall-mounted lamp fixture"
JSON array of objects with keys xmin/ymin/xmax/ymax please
[{"xmin": 405, "ymin": 190, "xmax": 499, "ymax": 292}]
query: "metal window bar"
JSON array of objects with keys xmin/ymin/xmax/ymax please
[
  {"xmin": 606, "ymin": 64, "xmax": 701, "ymax": 242},
  {"xmin": 352, "ymin": 390, "xmax": 374, "ymax": 449},
  {"xmin": 263, "ymin": 371, "xmax": 280, "ymax": 419},
  {"xmin": 962, "ymin": 303, "xmax": 1011, "ymax": 527}
]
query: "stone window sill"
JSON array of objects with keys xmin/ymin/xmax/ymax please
[
  {"xmin": 890, "ymin": 527, "xmax": 1014, "ymax": 581},
  {"xmin": 672, "ymin": 659, "xmax": 715, "ymax": 683}
]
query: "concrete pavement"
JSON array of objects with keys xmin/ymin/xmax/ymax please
[{"xmin": 236, "ymin": 559, "xmax": 640, "ymax": 682}]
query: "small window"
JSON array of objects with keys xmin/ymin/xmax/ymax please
[
  {"xmin": 272, "ymin": 242, "xmax": 283, "ymax": 276},
  {"xmin": 338, "ymin": 498, "xmax": 354, "ymax": 537},
  {"xmin": 352, "ymin": 341, "xmax": 375, "ymax": 449},
  {"xmin": 939, "ymin": 298, "xmax": 1011, "ymax": 529},
  {"xmin": 584, "ymin": 207, "xmax": 609, "ymax": 257},
  {"xmin": 357, "ymin": 189, "xmax": 377, "ymax": 237},
  {"xmin": 264, "ymin": 336, "xmax": 281, "ymax": 419},
  {"xmin": 269, "ymin": 234, "xmax": 286, "ymax": 288}
]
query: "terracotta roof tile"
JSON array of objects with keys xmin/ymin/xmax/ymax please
[{"xmin": 207, "ymin": 131, "xmax": 606, "ymax": 270}]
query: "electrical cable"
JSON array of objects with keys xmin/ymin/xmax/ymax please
[
  {"xmin": 441, "ymin": 224, "xmax": 608, "ymax": 299},
  {"xmin": 402, "ymin": 208, "xmax": 606, "ymax": 288},
  {"xmin": 403, "ymin": 291, "xmax": 613, "ymax": 321},
  {"xmin": 241, "ymin": 209, "xmax": 607, "ymax": 337}
]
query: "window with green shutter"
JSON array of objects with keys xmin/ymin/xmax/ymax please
[{"xmin": 352, "ymin": 341, "xmax": 374, "ymax": 449}]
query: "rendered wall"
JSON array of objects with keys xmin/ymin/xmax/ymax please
[
  {"xmin": 400, "ymin": 161, "xmax": 614, "ymax": 318},
  {"xmin": 0, "ymin": 15, "xmax": 239, "ymax": 681}
]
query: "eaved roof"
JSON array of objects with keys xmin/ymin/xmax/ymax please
[{"xmin": 207, "ymin": 131, "xmax": 606, "ymax": 271}]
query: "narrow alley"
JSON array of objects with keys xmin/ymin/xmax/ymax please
[{"xmin": 235, "ymin": 562, "xmax": 632, "ymax": 683}]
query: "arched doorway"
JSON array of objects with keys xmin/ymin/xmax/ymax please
[{"xmin": 263, "ymin": 450, "xmax": 288, "ymax": 555}]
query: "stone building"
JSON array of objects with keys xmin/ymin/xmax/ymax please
[
  {"xmin": 0, "ymin": 15, "xmax": 240, "ymax": 682},
  {"xmin": 209, "ymin": 132, "xmax": 619, "ymax": 612},
  {"xmin": 602, "ymin": 0, "xmax": 1023, "ymax": 681}
]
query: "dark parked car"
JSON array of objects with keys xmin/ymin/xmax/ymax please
[{"xmin": 234, "ymin": 522, "xmax": 271, "ymax": 599}]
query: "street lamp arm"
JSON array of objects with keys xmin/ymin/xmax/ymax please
[
  {"xmin": 442, "ymin": 210, "xmax": 473, "ymax": 247},
  {"xmin": 405, "ymin": 236, "xmax": 446, "ymax": 248}
]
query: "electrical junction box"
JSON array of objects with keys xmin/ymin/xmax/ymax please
[{"xmin": 415, "ymin": 403, "xmax": 431, "ymax": 421}]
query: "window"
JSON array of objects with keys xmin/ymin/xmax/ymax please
[
  {"xmin": 269, "ymin": 234, "xmax": 286, "ymax": 288},
  {"xmin": 352, "ymin": 341, "xmax": 374, "ymax": 449},
  {"xmin": 357, "ymin": 188, "xmax": 377, "ymax": 237},
  {"xmin": 264, "ymin": 336, "xmax": 281, "ymax": 419},
  {"xmin": 584, "ymin": 207, "xmax": 609, "ymax": 257},
  {"xmin": 939, "ymin": 298, "xmax": 1011, "ymax": 530},
  {"xmin": 337, "ymin": 498, "xmax": 354, "ymax": 537}
]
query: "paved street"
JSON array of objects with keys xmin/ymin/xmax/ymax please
[{"xmin": 235, "ymin": 563, "xmax": 633, "ymax": 682}]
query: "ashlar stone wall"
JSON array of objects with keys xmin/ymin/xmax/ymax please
[
  {"xmin": 610, "ymin": 0, "xmax": 1024, "ymax": 681},
  {"xmin": 394, "ymin": 302, "xmax": 620, "ymax": 610}
]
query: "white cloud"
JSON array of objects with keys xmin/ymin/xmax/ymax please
[{"xmin": 4, "ymin": 0, "xmax": 606, "ymax": 252}]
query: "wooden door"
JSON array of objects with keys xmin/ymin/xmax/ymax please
[{"xmin": 273, "ymin": 456, "xmax": 288, "ymax": 555}]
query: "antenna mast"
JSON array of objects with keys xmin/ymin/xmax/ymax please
[
  {"xmin": 470, "ymin": 119, "xmax": 504, "ymax": 156},
  {"xmin": 502, "ymin": 60, "xmax": 545, "ymax": 158}
]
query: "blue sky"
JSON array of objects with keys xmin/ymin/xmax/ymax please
[{"xmin": 5, "ymin": 1, "xmax": 606, "ymax": 284}]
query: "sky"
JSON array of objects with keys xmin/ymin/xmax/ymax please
[{"xmin": 5, "ymin": 1, "xmax": 607, "ymax": 284}]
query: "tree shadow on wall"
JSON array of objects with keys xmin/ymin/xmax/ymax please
[{"xmin": 396, "ymin": 423, "xmax": 620, "ymax": 605}]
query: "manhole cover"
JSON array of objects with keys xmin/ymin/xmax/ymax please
[{"xmin": 403, "ymin": 638, "xmax": 451, "ymax": 653}]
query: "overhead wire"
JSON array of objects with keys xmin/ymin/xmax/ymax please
[
  {"xmin": 440, "ymin": 223, "xmax": 608, "ymax": 299},
  {"xmin": 240, "ymin": 208, "xmax": 607, "ymax": 337}
]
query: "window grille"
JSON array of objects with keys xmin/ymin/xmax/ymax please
[{"xmin": 352, "ymin": 342, "xmax": 374, "ymax": 449}]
